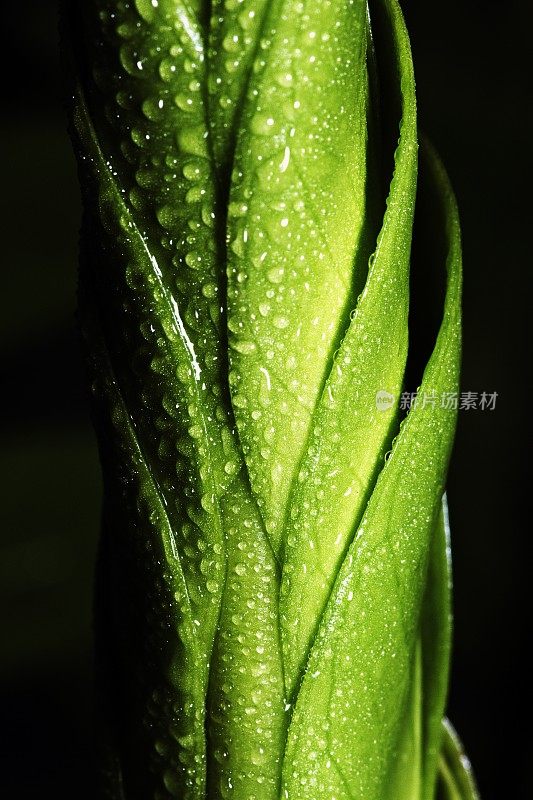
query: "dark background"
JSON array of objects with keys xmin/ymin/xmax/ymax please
[{"xmin": 0, "ymin": 1, "xmax": 530, "ymax": 797}]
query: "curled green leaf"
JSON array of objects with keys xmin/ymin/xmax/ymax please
[
  {"xmin": 279, "ymin": 0, "xmax": 416, "ymax": 698},
  {"xmin": 280, "ymin": 123, "xmax": 462, "ymax": 800},
  {"xmin": 65, "ymin": 0, "xmax": 478, "ymax": 797},
  {"xmin": 226, "ymin": 0, "xmax": 372, "ymax": 552},
  {"xmin": 438, "ymin": 720, "xmax": 480, "ymax": 800}
]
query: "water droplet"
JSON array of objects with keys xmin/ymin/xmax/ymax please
[
  {"xmin": 276, "ymin": 71, "xmax": 294, "ymax": 87},
  {"xmin": 156, "ymin": 205, "xmax": 177, "ymax": 229},
  {"xmin": 224, "ymin": 57, "xmax": 240, "ymax": 74},
  {"xmin": 224, "ymin": 460, "xmax": 238, "ymax": 476},
  {"xmin": 201, "ymin": 493, "xmax": 214, "ymax": 513},
  {"xmin": 135, "ymin": 0, "xmax": 157, "ymax": 23},
  {"xmin": 279, "ymin": 146, "xmax": 291, "ymax": 172},
  {"xmin": 182, "ymin": 159, "xmax": 207, "ymax": 181},
  {"xmin": 238, "ymin": 9, "xmax": 256, "ymax": 31},
  {"xmin": 120, "ymin": 44, "xmax": 147, "ymax": 77},
  {"xmin": 141, "ymin": 97, "xmax": 164, "ymax": 121},
  {"xmin": 218, "ymin": 94, "xmax": 233, "ymax": 109},
  {"xmin": 286, "ymin": 356, "xmax": 297, "ymax": 370},
  {"xmin": 201, "ymin": 203, "xmax": 215, "ymax": 227},
  {"xmin": 267, "ymin": 267, "xmax": 284, "ymax": 284},
  {"xmin": 175, "ymin": 93, "xmax": 195, "ymax": 112},
  {"xmin": 177, "ymin": 126, "xmax": 209, "ymax": 158},
  {"xmin": 228, "ymin": 201, "xmax": 248, "ymax": 218},
  {"xmin": 185, "ymin": 251, "xmax": 203, "ymax": 269},
  {"xmin": 230, "ymin": 236, "xmax": 245, "ymax": 257},
  {"xmin": 177, "ymin": 733, "xmax": 194, "ymax": 749},
  {"xmin": 252, "ymin": 251, "xmax": 268, "ymax": 269},
  {"xmin": 202, "ymin": 282, "xmax": 217, "ymax": 298},
  {"xmin": 231, "ymin": 339, "xmax": 256, "ymax": 355},
  {"xmin": 188, "ymin": 424, "xmax": 202, "ymax": 439},
  {"xmin": 222, "ymin": 33, "xmax": 240, "ymax": 53},
  {"xmin": 116, "ymin": 22, "xmax": 136, "ymax": 40},
  {"xmin": 159, "ymin": 57, "xmax": 177, "ymax": 82},
  {"xmin": 250, "ymin": 113, "xmax": 276, "ymax": 135},
  {"xmin": 232, "ymin": 393, "xmax": 248, "ymax": 409}
]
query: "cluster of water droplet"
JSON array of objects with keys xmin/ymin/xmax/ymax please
[
  {"xmin": 85, "ymin": 0, "xmax": 248, "ymax": 623},
  {"xmin": 224, "ymin": 0, "xmax": 370, "ymax": 552},
  {"xmin": 75, "ymin": 0, "xmax": 457, "ymax": 797},
  {"xmin": 207, "ymin": 0, "xmax": 270, "ymax": 173},
  {"xmin": 206, "ymin": 487, "xmax": 288, "ymax": 799},
  {"xmin": 85, "ymin": 348, "xmax": 212, "ymax": 799},
  {"xmin": 80, "ymin": 5, "xmax": 238, "ymax": 783},
  {"xmin": 80, "ymin": 2, "xmax": 296, "ymax": 795},
  {"xmin": 278, "ymin": 254, "xmax": 410, "ymax": 695}
]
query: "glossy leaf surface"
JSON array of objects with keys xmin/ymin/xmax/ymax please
[
  {"xmin": 438, "ymin": 721, "xmax": 480, "ymax": 800},
  {"xmin": 67, "ymin": 0, "xmax": 476, "ymax": 797}
]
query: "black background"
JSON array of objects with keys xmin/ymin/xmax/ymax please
[{"xmin": 0, "ymin": 1, "xmax": 530, "ymax": 798}]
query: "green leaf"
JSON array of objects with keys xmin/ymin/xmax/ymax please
[
  {"xmin": 281, "ymin": 95, "xmax": 462, "ymax": 800},
  {"xmin": 384, "ymin": 497, "xmax": 452, "ymax": 800},
  {"xmin": 438, "ymin": 721, "xmax": 480, "ymax": 800},
  {"xmin": 67, "ymin": 1, "xmax": 476, "ymax": 797},
  {"xmin": 70, "ymin": 5, "xmax": 287, "ymax": 795},
  {"xmin": 83, "ymin": 307, "xmax": 207, "ymax": 799},
  {"xmin": 72, "ymin": 80, "xmax": 227, "ymax": 653},
  {"xmin": 384, "ymin": 638, "xmax": 423, "ymax": 800},
  {"xmin": 421, "ymin": 497, "xmax": 453, "ymax": 800},
  {"xmin": 207, "ymin": 0, "xmax": 274, "ymax": 177},
  {"xmin": 206, "ymin": 481, "xmax": 286, "ymax": 800},
  {"xmin": 72, "ymin": 85, "xmax": 220, "ymax": 795},
  {"xmin": 226, "ymin": 0, "xmax": 371, "ymax": 553},
  {"xmin": 279, "ymin": 0, "xmax": 417, "ymax": 698},
  {"xmin": 75, "ymin": 0, "xmax": 229, "ymax": 423}
]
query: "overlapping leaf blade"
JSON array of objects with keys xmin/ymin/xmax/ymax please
[
  {"xmin": 438, "ymin": 721, "xmax": 480, "ymax": 800},
  {"xmin": 225, "ymin": 0, "xmax": 371, "ymax": 552},
  {"xmin": 421, "ymin": 496, "xmax": 453, "ymax": 799},
  {"xmin": 73, "ymin": 86, "xmax": 218, "ymax": 797},
  {"xmin": 67, "ymin": 1, "xmax": 475, "ymax": 798},
  {"xmin": 70, "ymin": 3, "xmax": 286, "ymax": 796},
  {"xmin": 281, "ymin": 121, "xmax": 462, "ymax": 800},
  {"xmin": 207, "ymin": 0, "xmax": 274, "ymax": 177},
  {"xmin": 280, "ymin": 0, "xmax": 416, "ymax": 698}
]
